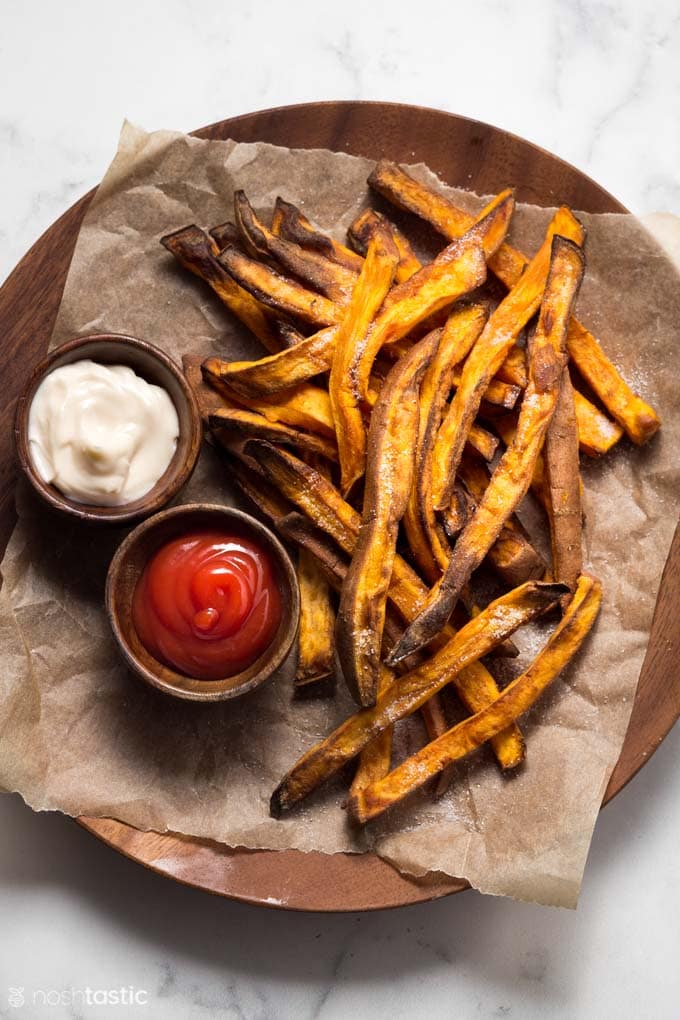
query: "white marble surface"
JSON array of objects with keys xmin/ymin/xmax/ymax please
[{"xmin": 1, "ymin": 1, "xmax": 679, "ymax": 1017}]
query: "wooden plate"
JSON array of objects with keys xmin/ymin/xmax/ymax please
[{"xmin": 1, "ymin": 101, "xmax": 678, "ymax": 912}]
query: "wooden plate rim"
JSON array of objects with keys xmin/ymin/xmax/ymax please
[{"xmin": 1, "ymin": 100, "xmax": 677, "ymax": 912}]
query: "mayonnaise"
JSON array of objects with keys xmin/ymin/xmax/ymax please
[{"xmin": 28, "ymin": 360, "xmax": 180, "ymax": 506}]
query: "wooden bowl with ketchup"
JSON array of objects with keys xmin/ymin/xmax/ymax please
[{"xmin": 106, "ymin": 504, "xmax": 300, "ymax": 701}]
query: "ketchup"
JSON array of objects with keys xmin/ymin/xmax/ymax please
[{"xmin": 132, "ymin": 530, "xmax": 282, "ymax": 680}]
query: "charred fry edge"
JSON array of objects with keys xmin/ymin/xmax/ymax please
[
  {"xmin": 161, "ymin": 224, "xmax": 279, "ymax": 351},
  {"xmin": 270, "ymin": 580, "xmax": 565, "ymax": 816},
  {"xmin": 336, "ymin": 332, "xmax": 438, "ymax": 706},
  {"xmin": 350, "ymin": 573, "xmax": 602, "ymax": 822},
  {"xmin": 388, "ymin": 235, "xmax": 585, "ymax": 665},
  {"xmin": 431, "ymin": 206, "xmax": 585, "ymax": 510},
  {"xmin": 234, "ymin": 190, "xmax": 357, "ymax": 303},
  {"xmin": 544, "ymin": 371, "xmax": 583, "ymax": 604},
  {"xmin": 369, "ymin": 160, "xmax": 660, "ymax": 444},
  {"xmin": 295, "ymin": 548, "xmax": 337, "ymax": 698},
  {"xmin": 329, "ymin": 231, "xmax": 400, "ymax": 495},
  {"xmin": 244, "ymin": 441, "xmax": 526, "ymax": 770},
  {"xmin": 217, "ymin": 244, "xmax": 343, "ymax": 327}
]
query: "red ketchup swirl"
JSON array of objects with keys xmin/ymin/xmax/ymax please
[{"xmin": 132, "ymin": 530, "xmax": 282, "ymax": 680}]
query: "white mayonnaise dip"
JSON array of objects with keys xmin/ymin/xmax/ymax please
[{"xmin": 28, "ymin": 360, "xmax": 180, "ymax": 506}]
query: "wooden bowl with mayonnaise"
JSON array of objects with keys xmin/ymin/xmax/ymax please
[{"xmin": 14, "ymin": 333, "xmax": 202, "ymax": 524}]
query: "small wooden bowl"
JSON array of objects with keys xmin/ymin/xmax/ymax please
[
  {"xmin": 106, "ymin": 504, "xmax": 300, "ymax": 701},
  {"xmin": 14, "ymin": 333, "xmax": 202, "ymax": 525}
]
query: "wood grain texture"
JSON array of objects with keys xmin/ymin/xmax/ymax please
[{"xmin": 0, "ymin": 101, "xmax": 677, "ymax": 911}]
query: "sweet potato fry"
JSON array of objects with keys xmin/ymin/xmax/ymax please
[
  {"xmin": 277, "ymin": 513, "xmax": 444, "ymax": 796},
  {"xmin": 161, "ymin": 225, "xmax": 279, "ymax": 352},
  {"xmin": 272, "ymin": 321, "xmax": 306, "ymax": 348},
  {"xmin": 234, "ymin": 191, "xmax": 358, "ymax": 303},
  {"xmin": 572, "ymin": 387, "xmax": 624, "ymax": 456},
  {"xmin": 430, "ymin": 206, "xmax": 585, "ymax": 510},
  {"xmin": 274, "ymin": 197, "xmax": 364, "ymax": 272},
  {"xmin": 404, "ymin": 307, "xmax": 489, "ymax": 581},
  {"xmin": 219, "ymin": 448, "xmax": 294, "ymax": 526},
  {"xmin": 329, "ymin": 231, "xmax": 400, "ymax": 495},
  {"xmin": 348, "ymin": 208, "xmax": 422, "ymax": 283},
  {"xmin": 388, "ymin": 235, "xmax": 585, "ymax": 666},
  {"xmin": 270, "ymin": 579, "xmax": 565, "ymax": 816},
  {"xmin": 544, "ymin": 371, "xmax": 582, "ymax": 602},
  {"xmin": 451, "ymin": 367, "xmax": 520, "ymax": 410},
  {"xmin": 457, "ymin": 455, "xmax": 546, "ymax": 587},
  {"xmin": 565, "ymin": 319, "xmax": 660, "ymax": 444},
  {"xmin": 369, "ymin": 161, "xmax": 660, "ymax": 444},
  {"xmin": 202, "ymin": 326, "xmax": 338, "ymax": 399},
  {"xmin": 245, "ymin": 440, "xmax": 526, "ymax": 770},
  {"xmin": 202, "ymin": 359, "xmax": 335, "ymax": 438},
  {"xmin": 496, "ymin": 344, "xmax": 528, "ymax": 387},
  {"xmin": 209, "ymin": 221, "xmax": 241, "ymax": 251},
  {"xmin": 350, "ymin": 190, "xmax": 513, "ymax": 410},
  {"xmin": 208, "ymin": 407, "xmax": 338, "ymax": 462},
  {"xmin": 295, "ymin": 548, "xmax": 336, "ymax": 698},
  {"xmin": 458, "ymin": 591, "xmax": 519, "ymax": 658},
  {"xmin": 350, "ymin": 573, "xmax": 602, "ymax": 822},
  {"xmin": 217, "ymin": 245, "xmax": 343, "ymax": 328},
  {"xmin": 331, "ymin": 210, "xmax": 498, "ymax": 494},
  {"xmin": 336, "ymin": 332, "xmax": 439, "ymax": 706},
  {"xmin": 349, "ymin": 665, "xmax": 394, "ymax": 796}
]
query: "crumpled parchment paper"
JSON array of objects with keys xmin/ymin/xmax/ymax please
[{"xmin": 1, "ymin": 122, "xmax": 678, "ymax": 907}]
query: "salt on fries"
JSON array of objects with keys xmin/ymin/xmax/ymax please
[{"xmin": 167, "ymin": 161, "xmax": 659, "ymax": 824}]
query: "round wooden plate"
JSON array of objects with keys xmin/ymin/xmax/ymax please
[{"xmin": 1, "ymin": 102, "xmax": 678, "ymax": 912}]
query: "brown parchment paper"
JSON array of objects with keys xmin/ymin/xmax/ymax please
[{"xmin": 1, "ymin": 123, "xmax": 679, "ymax": 907}]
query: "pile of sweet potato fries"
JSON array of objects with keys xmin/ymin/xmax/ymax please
[{"xmin": 162, "ymin": 161, "xmax": 660, "ymax": 825}]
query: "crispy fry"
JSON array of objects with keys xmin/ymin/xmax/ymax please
[
  {"xmin": 209, "ymin": 220, "xmax": 241, "ymax": 251},
  {"xmin": 202, "ymin": 326, "xmax": 338, "ymax": 399},
  {"xmin": 388, "ymin": 235, "xmax": 585, "ymax": 666},
  {"xmin": 246, "ymin": 440, "xmax": 526, "ymax": 769},
  {"xmin": 467, "ymin": 423, "xmax": 499, "ymax": 461},
  {"xmin": 404, "ymin": 307, "xmax": 489, "ymax": 581},
  {"xmin": 351, "ymin": 574, "xmax": 602, "ymax": 822},
  {"xmin": 458, "ymin": 591, "xmax": 519, "ymax": 658},
  {"xmin": 544, "ymin": 371, "xmax": 582, "ymax": 603},
  {"xmin": 329, "ymin": 231, "xmax": 400, "ymax": 495},
  {"xmin": 457, "ymin": 455, "xmax": 546, "ymax": 587},
  {"xmin": 274, "ymin": 197, "xmax": 364, "ymax": 272},
  {"xmin": 572, "ymin": 387, "xmax": 624, "ymax": 456},
  {"xmin": 331, "ymin": 217, "xmax": 492, "ymax": 494},
  {"xmin": 295, "ymin": 548, "xmax": 337, "ymax": 698},
  {"xmin": 565, "ymin": 319, "xmax": 660, "ymax": 444},
  {"xmin": 497, "ymin": 344, "xmax": 528, "ymax": 387},
  {"xmin": 270, "ymin": 579, "xmax": 564, "ymax": 815},
  {"xmin": 202, "ymin": 359, "xmax": 335, "ymax": 438},
  {"xmin": 278, "ymin": 513, "xmax": 445, "ymax": 797},
  {"xmin": 348, "ymin": 208, "xmax": 422, "ymax": 283},
  {"xmin": 337, "ymin": 332, "xmax": 438, "ymax": 706},
  {"xmin": 272, "ymin": 321, "xmax": 306, "ymax": 348},
  {"xmin": 349, "ymin": 665, "xmax": 394, "ymax": 796},
  {"xmin": 431, "ymin": 206, "xmax": 585, "ymax": 510},
  {"xmin": 208, "ymin": 407, "xmax": 338, "ymax": 462},
  {"xmin": 369, "ymin": 161, "xmax": 660, "ymax": 444},
  {"xmin": 451, "ymin": 366, "xmax": 520, "ymax": 409},
  {"xmin": 217, "ymin": 244, "xmax": 343, "ymax": 327},
  {"xmin": 234, "ymin": 191, "xmax": 358, "ymax": 303},
  {"xmin": 350, "ymin": 190, "xmax": 513, "ymax": 411},
  {"xmin": 161, "ymin": 225, "xmax": 279, "ymax": 352},
  {"xmin": 220, "ymin": 448, "xmax": 294, "ymax": 526}
]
